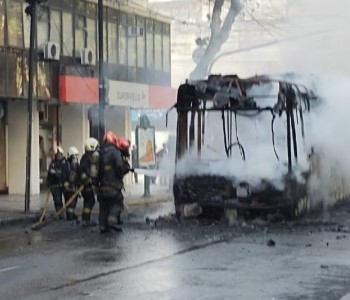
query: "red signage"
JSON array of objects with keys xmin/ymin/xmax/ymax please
[
  {"xmin": 59, "ymin": 75, "xmax": 98, "ymax": 104},
  {"xmin": 148, "ymin": 85, "xmax": 177, "ymax": 109}
]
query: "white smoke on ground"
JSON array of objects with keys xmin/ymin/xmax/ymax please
[
  {"xmin": 304, "ymin": 76, "xmax": 350, "ymax": 208},
  {"xmin": 278, "ymin": 0, "xmax": 350, "ymax": 207}
]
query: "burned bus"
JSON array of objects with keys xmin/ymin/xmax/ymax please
[{"xmin": 171, "ymin": 74, "xmax": 347, "ymax": 219}]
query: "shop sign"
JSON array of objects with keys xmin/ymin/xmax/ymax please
[
  {"xmin": 148, "ymin": 85, "xmax": 177, "ymax": 109},
  {"xmin": 130, "ymin": 108, "xmax": 166, "ymax": 123},
  {"xmin": 108, "ymin": 80, "xmax": 148, "ymax": 108},
  {"xmin": 59, "ymin": 75, "xmax": 98, "ymax": 104}
]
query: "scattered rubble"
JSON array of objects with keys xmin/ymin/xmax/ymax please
[{"xmin": 267, "ymin": 239, "xmax": 276, "ymax": 247}]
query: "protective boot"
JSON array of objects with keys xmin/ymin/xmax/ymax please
[
  {"xmin": 66, "ymin": 208, "xmax": 77, "ymax": 221},
  {"xmin": 82, "ymin": 208, "xmax": 96, "ymax": 227},
  {"xmin": 108, "ymin": 215, "xmax": 122, "ymax": 232},
  {"xmin": 117, "ymin": 214, "xmax": 123, "ymax": 225},
  {"xmin": 54, "ymin": 204, "xmax": 64, "ymax": 219},
  {"xmin": 83, "ymin": 220, "xmax": 96, "ymax": 227},
  {"xmin": 99, "ymin": 200, "xmax": 110, "ymax": 233}
]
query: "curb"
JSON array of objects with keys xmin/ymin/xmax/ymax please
[
  {"xmin": 126, "ymin": 196, "xmax": 172, "ymax": 208},
  {"xmin": 0, "ymin": 196, "xmax": 172, "ymax": 227},
  {"xmin": 0, "ymin": 213, "xmax": 40, "ymax": 227}
]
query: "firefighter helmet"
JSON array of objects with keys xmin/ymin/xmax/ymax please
[
  {"xmin": 116, "ymin": 137, "xmax": 131, "ymax": 152},
  {"xmin": 85, "ymin": 137, "xmax": 99, "ymax": 152},
  {"xmin": 103, "ymin": 131, "xmax": 118, "ymax": 145},
  {"xmin": 56, "ymin": 146, "xmax": 64, "ymax": 154},
  {"xmin": 67, "ymin": 146, "xmax": 79, "ymax": 157}
]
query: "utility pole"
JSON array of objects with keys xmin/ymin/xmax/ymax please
[
  {"xmin": 98, "ymin": 0, "xmax": 105, "ymax": 143},
  {"xmin": 24, "ymin": 0, "xmax": 40, "ymax": 213}
]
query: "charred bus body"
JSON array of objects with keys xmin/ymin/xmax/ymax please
[{"xmin": 172, "ymin": 74, "xmax": 346, "ymax": 219}]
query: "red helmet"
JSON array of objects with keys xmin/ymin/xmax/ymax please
[
  {"xmin": 116, "ymin": 137, "xmax": 131, "ymax": 152},
  {"xmin": 103, "ymin": 131, "xmax": 118, "ymax": 145}
]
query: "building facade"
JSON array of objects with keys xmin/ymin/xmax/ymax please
[{"xmin": 0, "ymin": 0, "xmax": 174, "ymax": 195}]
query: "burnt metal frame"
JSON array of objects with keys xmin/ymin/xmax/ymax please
[
  {"xmin": 174, "ymin": 75, "xmax": 314, "ymax": 175},
  {"xmin": 171, "ymin": 75, "xmax": 316, "ymax": 216}
]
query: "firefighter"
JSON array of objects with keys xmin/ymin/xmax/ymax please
[
  {"xmin": 98, "ymin": 131, "xmax": 131, "ymax": 233},
  {"xmin": 63, "ymin": 146, "xmax": 80, "ymax": 221},
  {"xmin": 46, "ymin": 146, "xmax": 68, "ymax": 219},
  {"xmin": 79, "ymin": 137, "xmax": 99, "ymax": 227}
]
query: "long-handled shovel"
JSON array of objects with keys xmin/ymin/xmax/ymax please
[
  {"xmin": 31, "ymin": 185, "xmax": 84, "ymax": 231},
  {"xmin": 31, "ymin": 189, "xmax": 51, "ymax": 229}
]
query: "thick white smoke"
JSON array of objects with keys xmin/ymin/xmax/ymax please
[
  {"xmin": 161, "ymin": 0, "xmax": 350, "ymax": 209},
  {"xmin": 304, "ymin": 76, "xmax": 350, "ymax": 207},
  {"xmin": 175, "ymin": 80, "xmax": 310, "ymax": 191}
]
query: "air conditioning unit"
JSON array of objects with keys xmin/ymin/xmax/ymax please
[
  {"xmin": 43, "ymin": 42, "xmax": 60, "ymax": 60},
  {"xmin": 126, "ymin": 26, "xmax": 144, "ymax": 37},
  {"xmin": 81, "ymin": 48, "xmax": 95, "ymax": 66}
]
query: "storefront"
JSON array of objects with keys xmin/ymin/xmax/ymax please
[
  {"xmin": 107, "ymin": 80, "xmax": 177, "ymax": 154},
  {"xmin": 0, "ymin": 0, "xmax": 171, "ymax": 195}
]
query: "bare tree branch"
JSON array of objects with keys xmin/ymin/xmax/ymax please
[
  {"xmin": 210, "ymin": 0, "xmax": 224, "ymax": 36},
  {"xmin": 190, "ymin": 0, "xmax": 243, "ymax": 80}
]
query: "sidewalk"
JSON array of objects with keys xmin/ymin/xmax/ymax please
[{"xmin": 0, "ymin": 183, "xmax": 173, "ymax": 227}]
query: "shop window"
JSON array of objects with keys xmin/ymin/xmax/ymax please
[
  {"xmin": 146, "ymin": 19, "xmax": 154, "ymax": 69},
  {"xmin": 75, "ymin": 15, "xmax": 86, "ymax": 57},
  {"xmin": 0, "ymin": 1, "xmax": 5, "ymax": 46},
  {"xmin": 118, "ymin": 12, "xmax": 127, "ymax": 65},
  {"xmin": 86, "ymin": 18, "xmax": 96, "ymax": 54},
  {"xmin": 7, "ymin": 1, "xmax": 23, "ymax": 47},
  {"xmin": 7, "ymin": 50, "xmax": 23, "ymax": 97},
  {"xmin": 37, "ymin": 6, "xmax": 49, "ymax": 47},
  {"xmin": 50, "ymin": 10, "xmax": 61, "ymax": 46},
  {"xmin": 108, "ymin": 22, "xmax": 117, "ymax": 63},
  {"xmin": 62, "ymin": 12, "xmax": 73, "ymax": 56},
  {"xmin": 0, "ymin": 49, "xmax": 5, "ymax": 94},
  {"xmin": 136, "ymin": 16, "xmax": 145, "ymax": 68}
]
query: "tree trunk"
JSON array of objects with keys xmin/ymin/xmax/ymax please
[{"xmin": 189, "ymin": 0, "xmax": 243, "ymax": 80}]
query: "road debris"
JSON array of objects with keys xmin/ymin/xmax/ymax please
[{"xmin": 267, "ymin": 239, "xmax": 276, "ymax": 247}]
